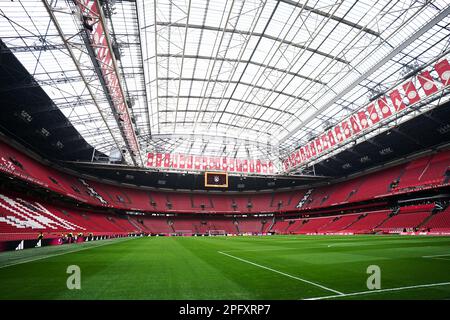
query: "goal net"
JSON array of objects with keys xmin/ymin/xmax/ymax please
[
  {"xmin": 172, "ymin": 230, "xmax": 193, "ymax": 236},
  {"xmin": 208, "ymin": 230, "xmax": 227, "ymax": 236}
]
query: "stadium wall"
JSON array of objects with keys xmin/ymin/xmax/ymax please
[{"xmin": 0, "ymin": 140, "xmax": 449, "ymax": 215}]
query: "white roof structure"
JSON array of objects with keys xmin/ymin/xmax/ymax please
[{"xmin": 1, "ymin": 0, "xmax": 450, "ymax": 170}]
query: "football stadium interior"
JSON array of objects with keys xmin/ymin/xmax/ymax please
[{"xmin": 0, "ymin": 0, "xmax": 450, "ymax": 301}]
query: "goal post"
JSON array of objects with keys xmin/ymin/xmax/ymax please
[
  {"xmin": 208, "ymin": 230, "xmax": 227, "ymax": 236},
  {"xmin": 172, "ymin": 230, "xmax": 194, "ymax": 236}
]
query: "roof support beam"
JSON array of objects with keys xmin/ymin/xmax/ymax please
[
  {"xmin": 133, "ymin": 0, "xmax": 152, "ymax": 140},
  {"xmin": 157, "ymin": 120, "xmax": 273, "ymax": 135},
  {"xmin": 158, "ymin": 109, "xmax": 284, "ymax": 126},
  {"xmin": 0, "ymin": 44, "xmax": 66, "ymax": 53},
  {"xmin": 91, "ymin": 0, "xmax": 142, "ymax": 166},
  {"xmin": 41, "ymin": 0, "xmax": 124, "ymax": 163},
  {"xmin": 278, "ymin": 4, "xmax": 450, "ymax": 145},
  {"xmin": 173, "ymin": 0, "xmax": 192, "ymax": 133},
  {"xmin": 144, "ymin": 133, "xmax": 275, "ymax": 149},
  {"xmin": 156, "ymin": 95, "xmax": 296, "ymax": 115},
  {"xmin": 159, "ymin": 77, "xmax": 309, "ymax": 102},
  {"xmin": 279, "ymin": 0, "xmax": 381, "ymax": 37},
  {"xmin": 156, "ymin": 53, "xmax": 326, "ymax": 85},
  {"xmin": 152, "ymin": 0, "xmax": 161, "ymax": 133},
  {"xmin": 146, "ymin": 22, "xmax": 349, "ymax": 64}
]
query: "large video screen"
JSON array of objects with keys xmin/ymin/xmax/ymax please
[{"xmin": 204, "ymin": 172, "xmax": 228, "ymax": 188}]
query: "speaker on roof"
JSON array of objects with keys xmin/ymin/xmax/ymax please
[
  {"xmin": 112, "ymin": 42, "xmax": 121, "ymax": 60},
  {"xmin": 82, "ymin": 15, "xmax": 94, "ymax": 32}
]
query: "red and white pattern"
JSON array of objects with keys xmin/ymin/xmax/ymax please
[
  {"xmin": 0, "ymin": 194, "xmax": 85, "ymax": 231},
  {"xmin": 350, "ymin": 115, "xmax": 361, "ymax": 134},
  {"xmin": 268, "ymin": 161, "xmax": 274, "ymax": 174},
  {"xmin": 327, "ymin": 130, "xmax": 336, "ymax": 147},
  {"xmin": 434, "ymin": 58, "xmax": 450, "ymax": 86},
  {"xmin": 305, "ymin": 145, "xmax": 311, "ymax": 159},
  {"xmin": 294, "ymin": 150, "xmax": 301, "ymax": 166},
  {"xmin": 334, "ymin": 125, "xmax": 344, "ymax": 143},
  {"xmin": 129, "ymin": 54, "xmax": 450, "ymax": 174},
  {"xmin": 300, "ymin": 148, "xmax": 307, "ymax": 161},
  {"xmin": 310, "ymin": 141, "xmax": 317, "ymax": 156},
  {"xmin": 389, "ymin": 89, "xmax": 406, "ymax": 112},
  {"xmin": 163, "ymin": 153, "xmax": 171, "ymax": 168},
  {"xmin": 342, "ymin": 121, "xmax": 352, "ymax": 139},
  {"xmin": 236, "ymin": 159, "xmax": 243, "ymax": 172},
  {"xmin": 172, "ymin": 154, "xmax": 179, "ymax": 169},
  {"xmin": 321, "ymin": 134, "xmax": 329, "ymax": 151},
  {"xmin": 418, "ymin": 70, "xmax": 438, "ymax": 96},
  {"xmin": 402, "ymin": 80, "xmax": 420, "ymax": 105},
  {"xmin": 243, "ymin": 159, "xmax": 249, "ymax": 173},
  {"xmin": 156, "ymin": 153, "xmax": 163, "ymax": 167},
  {"xmin": 228, "ymin": 158, "xmax": 235, "ymax": 172},
  {"xmin": 186, "ymin": 155, "xmax": 193, "ymax": 170},
  {"xmin": 261, "ymin": 161, "xmax": 268, "ymax": 174},
  {"xmin": 255, "ymin": 160, "xmax": 261, "ymax": 173},
  {"xmin": 249, "ymin": 160, "xmax": 255, "ymax": 173},
  {"xmin": 75, "ymin": 0, "xmax": 139, "ymax": 155},
  {"xmin": 315, "ymin": 137, "xmax": 323, "ymax": 153},
  {"xmin": 179, "ymin": 154, "xmax": 186, "ymax": 169},
  {"xmin": 147, "ymin": 153, "xmax": 155, "ymax": 167},
  {"xmin": 194, "ymin": 156, "xmax": 202, "ymax": 170},
  {"xmin": 357, "ymin": 111, "xmax": 369, "ymax": 129},
  {"xmin": 283, "ymin": 159, "xmax": 289, "ymax": 171},
  {"xmin": 367, "ymin": 103, "xmax": 380, "ymax": 124},
  {"xmin": 377, "ymin": 97, "xmax": 392, "ymax": 118}
]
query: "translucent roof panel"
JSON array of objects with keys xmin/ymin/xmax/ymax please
[
  {"xmin": 1, "ymin": 0, "xmax": 450, "ymax": 171},
  {"xmin": 0, "ymin": 0, "xmax": 135, "ymax": 162}
]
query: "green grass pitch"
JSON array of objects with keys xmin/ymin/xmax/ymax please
[{"xmin": 0, "ymin": 235, "xmax": 450, "ymax": 300}]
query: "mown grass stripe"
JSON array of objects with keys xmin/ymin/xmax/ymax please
[
  {"xmin": 218, "ymin": 251, "xmax": 344, "ymax": 295},
  {"xmin": 0, "ymin": 238, "xmax": 134, "ymax": 269}
]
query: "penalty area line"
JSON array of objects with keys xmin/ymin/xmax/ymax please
[
  {"xmin": 304, "ymin": 281, "xmax": 450, "ymax": 300},
  {"xmin": 217, "ymin": 251, "xmax": 344, "ymax": 296}
]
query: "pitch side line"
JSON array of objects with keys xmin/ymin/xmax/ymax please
[
  {"xmin": 0, "ymin": 238, "xmax": 134, "ymax": 270},
  {"xmin": 428, "ymin": 257, "xmax": 450, "ymax": 261},
  {"xmin": 304, "ymin": 281, "xmax": 450, "ymax": 300},
  {"xmin": 422, "ymin": 253, "xmax": 450, "ymax": 258},
  {"xmin": 217, "ymin": 251, "xmax": 344, "ymax": 295}
]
